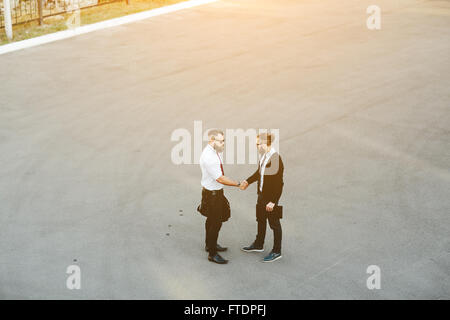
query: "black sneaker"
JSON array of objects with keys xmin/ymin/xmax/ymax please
[
  {"xmin": 263, "ymin": 251, "xmax": 282, "ymax": 262},
  {"xmin": 208, "ymin": 254, "xmax": 228, "ymax": 264},
  {"xmin": 241, "ymin": 243, "xmax": 264, "ymax": 252}
]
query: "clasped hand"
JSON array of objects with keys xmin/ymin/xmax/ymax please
[{"xmin": 239, "ymin": 180, "xmax": 249, "ymax": 190}]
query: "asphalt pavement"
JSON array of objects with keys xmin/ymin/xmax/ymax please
[{"xmin": 0, "ymin": 0, "xmax": 449, "ymax": 299}]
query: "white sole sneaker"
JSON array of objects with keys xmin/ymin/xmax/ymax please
[
  {"xmin": 263, "ymin": 255, "xmax": 282, "ymax": 262},
  {"xmin": 241, "ymin": 247, "xmax": 264, "ymax": 253}
]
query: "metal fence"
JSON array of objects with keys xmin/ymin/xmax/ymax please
[{"xmin": 1, "ymin": 0, "xmax": 124, "ymax": 28}]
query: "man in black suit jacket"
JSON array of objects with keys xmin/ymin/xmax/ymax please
[{"xmin": 239, "ymin": 132, "xmax": 284, "ymax": 262}]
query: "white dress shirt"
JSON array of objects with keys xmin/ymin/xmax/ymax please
[
  {"xmin": 200, "ymin": 144, "xmax": 224, "ymax": 191},
  {"xmin": 259, "ymin": 147, "xmax": 276, "ymax": 192}
]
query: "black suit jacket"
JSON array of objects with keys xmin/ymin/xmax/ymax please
[{"xmin": 246, "ymin": 152, "xmax": 284, "ymax": 205}]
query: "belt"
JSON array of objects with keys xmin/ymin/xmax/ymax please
[{"xmin": 202, "ymin": 187, "xmax": 223, "ymax": 196}]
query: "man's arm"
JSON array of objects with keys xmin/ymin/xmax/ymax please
[
  {"xmin": 216, "ymin": 175, "xmax": 240, "ymax": 187},
  {"xmin": 239, "ymin": 166, "xmax": 259, "ymax": 190},
  {"xmin": 246, "ymin": 168, "xmax": 259, "ymax": 185},
  {"xmin": 267, "ymin": 154, "xmax": 284, "ymax": 205}
]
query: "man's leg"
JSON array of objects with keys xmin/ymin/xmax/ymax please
[
  {"xmin": 268, "ymin": 215, "xmax": 282, "ymax": 254},
  {"xmin": 205, "ymin": 219, "xmax": 210, "ymax": 247},
  {"xmin": 254, "ymin": 207, "xmax": 267, "ymax": 248},
  {"xmin": 206, "ymin": 195, "xmax": 223, "ymax": 256},
  {"xmin": 206, "ymin": 217, "xmax": 222, "ymax": 255},
  {"xmin": 210, "ymin": 220, "xmax": 223, "ymax": 255},
  {"xmin": 205, "ymin": 218, "xmax": 209, "ymax": 246}
]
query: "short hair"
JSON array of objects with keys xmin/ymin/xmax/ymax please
[
  {"xmin": 208, "ymin": 129, "xmax": 224, "ymax": 141},
  {"xmin": 257, "ymin": 132, "xmax": 275, "ymax": 146}
]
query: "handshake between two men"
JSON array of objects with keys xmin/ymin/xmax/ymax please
[{"xmin": 199, "ymin": 129, "xmax": 284, "ymax": 264}]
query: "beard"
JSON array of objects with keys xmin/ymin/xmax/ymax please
[{"xmin": 214, "ymin": 144, "xmax": 224, "ymax": 153}]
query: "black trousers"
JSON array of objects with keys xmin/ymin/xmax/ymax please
[
  {"xmin": 202, "ymin": 189, "xmax": 225, "ymax": 256},
  {"xmin": 254, "ymin": 194, "xmax": 282, "ymax": 254}
]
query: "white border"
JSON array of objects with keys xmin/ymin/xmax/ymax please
[{"xmin": 0, "ymin": 0, "xmax": 218, "ymax": 55}]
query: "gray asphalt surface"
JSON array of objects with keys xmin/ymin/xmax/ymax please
[{"xmin": 0, "ymin": 0, "xmax": 449, "ymax": 299}]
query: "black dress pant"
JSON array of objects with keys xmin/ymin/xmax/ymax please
[
  {"xmin": 205, "ymin": 217, "xmax": 222, "ymax": 256},
  {"xmin": 203, "ymin": 190, "xmax": 225, "ymax": 256},
  {"xmin": 254, "ymin": 194, "xmax": 282, "ymax": 254}
]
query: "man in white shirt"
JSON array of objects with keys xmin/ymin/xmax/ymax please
[{"xmin": 199, "ymin": 129, "xmax": 241, "ymax": 264}]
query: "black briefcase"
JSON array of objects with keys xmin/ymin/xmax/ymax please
[
  {"xmin": 197, "ymin": 199, "xmax": 208, "ymax": 217},
  {"xmin": 221, "ymin": 196, "xmax": 230, "ymax": 222},
  {"xmin": 197, "ymin": 188, "xmax": 212, "ymax": 218},
  {"xmin": 256, "ymin": 203, "xmax": 283, "ymax": 219},
  {"xmin": 197, "ymin": 192, "xmax": 230, "ymax": 222}
]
